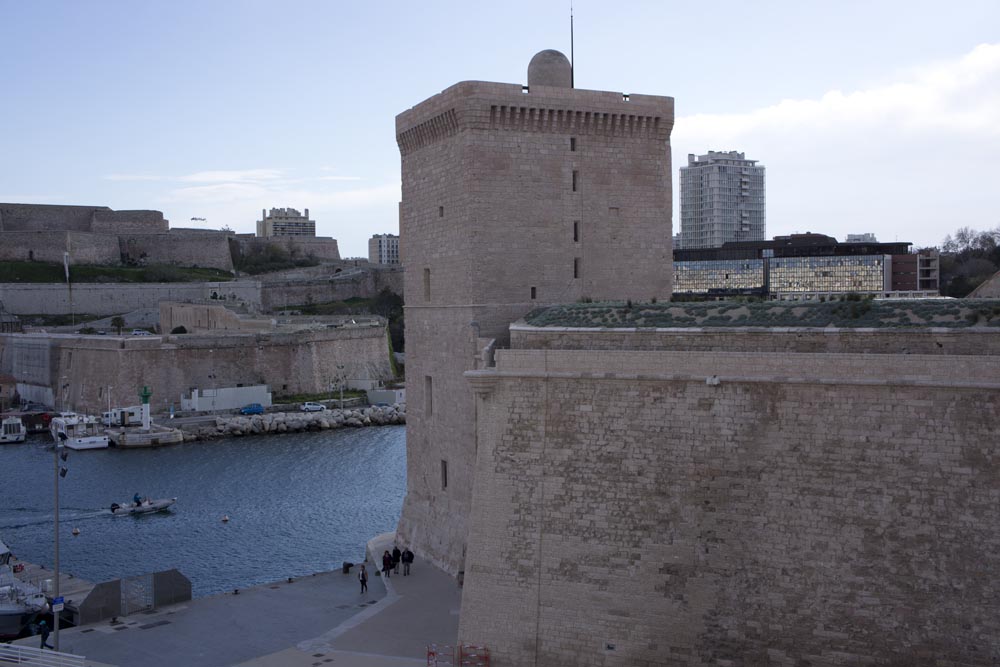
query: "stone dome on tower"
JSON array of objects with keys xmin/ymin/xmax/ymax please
[{"xmin": 527, "ymin": 49, "xmax": 572, "ymax": 88}]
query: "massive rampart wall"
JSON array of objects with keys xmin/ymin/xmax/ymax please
[
  {"xmin": 119, "ymin": 231, "xmax": 234, "ymax": 271},
  {"xmin": 259, "ymin": 268, "xmax": 403, "ymax": 310},
  {"xmin": 0, "ymin": 231, "xmax": 121, "ymax": 264},
  {"xmin": 0, "ymin": 204, "xmax": 103, "ymax": 231},
  {"xmin": 461, "ymin": 341, "xmax": 1000, "ymax": 665},
  {"xmin": 232, "ymin": 236, "xmax": 341, "ymax": 263},
  {"xmin": 91, "ymin": 209, "xmax": 167, "ymax": 233},
  {"xmin": 0, "ymin": 282, "xmax": 262, "ymax": 316},
  {"xmin": 0, "ymin": 326, "xmax": 391, "ymax": 414}
]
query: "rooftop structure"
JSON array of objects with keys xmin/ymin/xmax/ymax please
[{"xmin": 368, "ymin": 234, "xmax": 400, "ymax": 265}]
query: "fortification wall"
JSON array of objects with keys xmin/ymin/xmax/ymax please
[
  {"xmin": 0, "ymin": 203, "xmax": 103, "ymax": 232},
  {"xmin": 0, "ymin": 326, "xmax": 391, "ymax": 414},
  {"xmin": 119, "ymin": 231, "xmax": 234, "ymax": 271},
  {"xmin": 159, "ymin": 302, "xmax": 273, "ymax": 333},
  {"xmin": 91, "ymin": 209, "xmax": 167, "ymax": 233},
  {"xmin": 460, "ymin": 345, "xmax": 1000, "ymax": 665},
  {"xmin": 0, "ymin": 231, "xmax": 121, "ymax": 264},
  {"xmin": 0, "ymin": 281, "xmax": 262, "ymax": 316},
  {"xmin": 510, "ymin": 324, "xmax": 1000, "ymax": 356},
  {"xmin": 260, "ymin": 267, "xmax": 403, "ymax": 310},
  {"xmin": 232, "ymin": 236, "xmax": 341, "ymax": 263}
]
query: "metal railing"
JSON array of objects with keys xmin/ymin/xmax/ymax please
[{"xmin": 0, "ymin": 644, "xmax": 86, "ymax": 667}]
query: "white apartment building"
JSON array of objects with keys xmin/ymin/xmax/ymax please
[
  {"xmin": 256, "ymin": 207, "xmax": 316, "ymax": 237},
  {"xmin": 368, "ymin": 233, "xmax": 400, "ymax": 265},
  {"xmin": 680, "ymin": 151, "xmax": 765, "ymax": 249}
]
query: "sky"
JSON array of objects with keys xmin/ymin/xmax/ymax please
[{"xmin": 2, "ymin": 0, "xmax": 999, "ymax": 256}]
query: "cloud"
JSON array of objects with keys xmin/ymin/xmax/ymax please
[
  {"xmin": 176, "ymin": 169, "xmax": 286, "ymax": 184},
  {"xmin": 672, "ymin": 43, "xmax": 1000, "ymax": 246},
  {"xmin": 103, "ymin": 174, "xmax": 162, "ymax": 182}
]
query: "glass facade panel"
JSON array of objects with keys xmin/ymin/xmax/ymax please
[
  {"xmin": 674, "ymin": 259, "xmax": 765, "ymax": 294},
  {"xmin": 769, "ymin": 255, "xmax": 884, "ymax": 293}
]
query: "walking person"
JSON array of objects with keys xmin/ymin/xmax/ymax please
[
  {"xmin": 381, "ymin": 550, "xmax": 393, "ymax": 579},
  {"xmin": 38, "ymin": 619, "xmax": 54, "ymax": 649},
  {"xmin": 392, "ymin": 545, "xmax": 401, "ymax": 575},
  {"xmin": 359, "ymin": 564, "xmax": 368, "ymax": 594},
  {"xmin": 402, "ymin": 547, "xmax": 414, "ymax": 576}
]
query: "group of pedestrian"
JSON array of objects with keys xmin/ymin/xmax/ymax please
[{"xmin": 359, "ymin": 544, "xmax": 415, "ymax": 593}]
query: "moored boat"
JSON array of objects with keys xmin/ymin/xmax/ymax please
[
  {"xmin": 50, "ymin": 413, "xmax": 109, "ymax": 450},
  {"xmin": 0, "ymin": 539, "xmax": 47, "ymax": 639},
  {"xmin": 0, "ymin": 416, "xmax": 26, "ymax": 444}
]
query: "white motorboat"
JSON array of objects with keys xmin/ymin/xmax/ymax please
[
  {"xmin": 0, "ymin": 539, "xmax": 48, "ymax": 640},
  {"xmin": 50, "ymin": 413, "xmax": 109, "ymax": 450},
  {"xmin": 1, "ymin": 416, "xmax": 26, "ymax": 444},
  {"xmin": 110, "ymin": 497, "xmax": 177, "ymax": 516}
]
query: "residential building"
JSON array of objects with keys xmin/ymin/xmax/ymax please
[
  {"xmin": 256, "ymin": 207, "xmax": 316, "ymax": 237},
  {"xmin": 368, "ymin": 234, "xmax": 400, "ymax": 265},
  {"xmin": 680, "ymin": 150, "xmax": 765, "ymax": 249}
]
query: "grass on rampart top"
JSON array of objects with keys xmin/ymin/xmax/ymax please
[
  {"xmin": 0, "ymin": 261, "xmax": 234, "ymax": 283},
  {"xmin": 524, "ymin": 298, "xmax": 1000, "ymax": 329}
]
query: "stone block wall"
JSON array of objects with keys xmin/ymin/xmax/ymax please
[
  {"xmin": 0, "ymin": 326, "xmax": 392, "ymax": 414},
  {"xmin": 260, "ymin": 267, "xmax": 403, "ymax": 310},
  {"xmin": 0, "ymin": 231, "xmax": 121, "ymax": 264},
  {"xmin": 91, "ymin": 209, "xmax": 167, "ymax": 233},
  {"xmin": 460, "ymin": 344, "xmax": 1000, "ymax": 665},
  {"xmin": 232, "ymin": 236, "xmax": 342, "ymax": 263},
  {"xmin": 119, "ymin": 231, "xmax": 234, "ymax": 271},
  {"xmin": 0, "ymin": 281, "xmax": 262, "ymax": 316},
  {"xmin": 0, "ymin": 203, "xmax": 104, "ymax": 231}
]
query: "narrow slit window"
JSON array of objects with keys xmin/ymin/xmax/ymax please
[
  {"xmin": 530, "ymin": 286, "xmax": 537, "ymax": 300},
  {"xmin": 441, "ymin": 460, "xmax": 448, "ymax": 490},
  {"xmin": 423, "ymin": 268, "xmax": 431, "ymax": 301},
  {"xmin": 438, "ymin": 206, "xmax": 444, "ymax": 218},
  {"xmin": 572, "ymin": 170, "xmax": 578, "ymax": 192},
  {"xmin": 425, "ymin": 376, "xmax": 433, "ymax": 417},
  {"xmin": 573, "ymin": 221, "xmax": 579, "ymax": 242},
  {"xmin": 570, "ymin": 137, "xmax": 576, "ymax": 151},
  {"xmin": 574, "ymin": 257, "xmax": 580, "ymax": 279}
]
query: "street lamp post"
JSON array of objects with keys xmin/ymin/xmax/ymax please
[{"xmin": 52, "ymin": 436, "xmax": 68, "ymax": 651}]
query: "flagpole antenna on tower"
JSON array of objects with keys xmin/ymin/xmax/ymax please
[{"xmin": 570, "ymin": 1, "xmax": 575, "ymax": 88}]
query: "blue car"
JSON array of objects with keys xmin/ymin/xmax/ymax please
[{"xmin": 239, "ymin": 403, "xmax": 264, "ymax": 415}]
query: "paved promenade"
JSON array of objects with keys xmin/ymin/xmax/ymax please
[{"xmin": 13, "ymin": 534, "xmax": 461, "ymax": 667}]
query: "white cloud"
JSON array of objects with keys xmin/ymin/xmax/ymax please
[
  {"xmin": 673, "ymin": 43, "xmax": 1000, "ymax": 247},
  {"xmin": 176, "ymin": 169, "xmax": 286, "ymax": 183},
  {"xmin": 103, "ymin": 174, "xmax": 162, "ymax": 182}
]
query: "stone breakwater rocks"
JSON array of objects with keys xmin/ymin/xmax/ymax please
[{"xmin": 189, "ymin": 404, "xmax": 406, "ymax": 441}]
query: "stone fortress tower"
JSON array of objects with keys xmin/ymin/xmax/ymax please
[{"xmin": 395, "ymin": 49, "xmax": 674, "ymax": 573}]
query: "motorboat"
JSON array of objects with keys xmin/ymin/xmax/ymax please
[
  {"xmin": 50, "ymin": 413, "xmax": 109, "ymax": 450},
  {"xmin": 110, "ymin": 497, "xmax": 177, "ymax": 516},
  {"xmin": 1, "ymin": 416, "xmax": 26, "ymax": 444},
  {"xmin": 0, "ymin": 539, "xmax": 48, "ymax": 639}
]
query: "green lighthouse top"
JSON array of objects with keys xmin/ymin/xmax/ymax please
[{"xmin": 139, "ymin": 385, "xmax": 152, "ymax": 405}]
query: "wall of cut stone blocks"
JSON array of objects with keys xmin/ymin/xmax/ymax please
[
  {"xmin": 0, "ymin": 231, "xmax": 121, "ymax": 264},
  {"xmin": 232, "ymin": 236, "xmax": 341, "ymax": 263},
  {"xmin": 0, "ymin": 326, "xmax": 392, "ymax": 414},
  {"xmin": 119, "ymin": 232, "xmax": 234, "ymax": 271},
  {"xmin": 259, "ymin": 267, "xmax": 403, "ymax": 311},
  {"xmin": 460, "ymin": 351, "xmax": 1000, "ymax": 665},
  {"xmin": 0, "ymin": 281, "xmax": 263, "ymax": 316}
]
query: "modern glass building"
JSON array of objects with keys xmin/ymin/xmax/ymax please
[
  {"xmin": 680, "ymin": 151, "xmax": 766, "ymax": 249},
  {"xmin": 673, "ymin": 233, "xmax": 939, "ymax": 298}
]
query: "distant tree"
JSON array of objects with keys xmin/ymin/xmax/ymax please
[
  {"xmin": 110, "ymin": 316, "xmax": 125, "ymax": 335},
  {"xmin": 937, "ymin": 224, "xmax": 1000, "ymax": 297}
]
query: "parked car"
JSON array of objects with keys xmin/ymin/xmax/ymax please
[
  {"xmin": 131, "ymin": 329, "xmax": 152, "ymax": 336},
  {"xmin": 239, "ymin": 403, "xmax": 264, "ymax": 415},
  {"xmin": 300, "ymin": 402, "xmax": 326, "ymax": 412}
]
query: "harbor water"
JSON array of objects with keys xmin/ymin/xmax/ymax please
[{"xmin": 0, "ymin": 426, "xmax": 405, "ymax": 597}]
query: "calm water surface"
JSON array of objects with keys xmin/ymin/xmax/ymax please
[{"xmin": 0, "ymin": 426, "xmax": 405, "ymax": 597}]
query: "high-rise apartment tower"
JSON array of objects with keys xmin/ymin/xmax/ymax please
[
  {"xmin": 395, "ymin": 49, "xmax": 674, "ymax": 573},
  {"xmin": 680, "ymin": 150, "xmax": 765, "ymax": 249}
]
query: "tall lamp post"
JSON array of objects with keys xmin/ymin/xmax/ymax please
[
  {"xmin": 53, "ymin": 433, "xmax": 69, "ymax": 651},
  {"xmin": 336, "ymin": 364, "xmax": 345, "ymax": 408}
]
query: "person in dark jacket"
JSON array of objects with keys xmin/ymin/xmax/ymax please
[
  {"xmin": 358, "ymin": 564, "xmax": 368, "ymax": 594},
  {"xmin": 38, "ymin": 620, "xmax": 53, "ymax": 649},
  {"xmin": 391, "ymin": 545, "xmax": 401, "ymax": 574},
  {"xmin": 381, "ymin": 550, "xmax": 392, "ymax": 579},
  {"xmin": 401, "ymin": 547, "xmax": 414, "ymax": 576}
]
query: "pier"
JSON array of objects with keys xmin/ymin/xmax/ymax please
[{"xmin": 12, "ymin": 557, "xmax": 95, "ymax": 627}]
